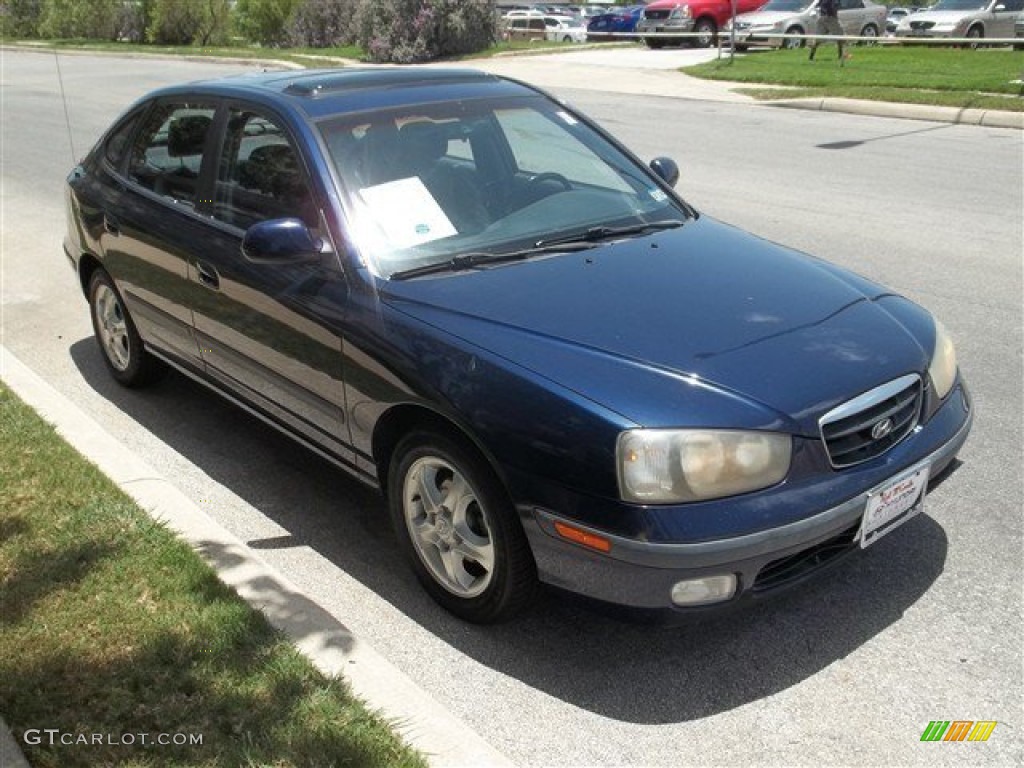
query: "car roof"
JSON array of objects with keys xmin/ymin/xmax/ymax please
[{"xmin": 142, "ymin": 67, "xmax": 540, "ymax": 121}]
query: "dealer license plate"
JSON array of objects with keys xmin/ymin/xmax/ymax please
[{"xmin": 859, "ymin": 463, "xmax": 930, "ymax": 549}]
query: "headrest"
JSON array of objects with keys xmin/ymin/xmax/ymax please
[
  {"xmin": 239, "ymin": 143, "xmax": 300, "ymax": 197},
  {"xmin": 398, "ymin": 122, "xmax": 448, "ymax": 164},
  {"xmin": 167, "ymin": 114, "xmax": 211, "ymax": 158}
]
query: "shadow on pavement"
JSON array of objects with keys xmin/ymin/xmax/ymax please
[{"xmin": 70, "ymin": 338, "xmax": 950, "ymax": 725}]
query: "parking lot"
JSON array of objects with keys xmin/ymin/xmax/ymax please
[{"xmin": 2, "ymin": 48, "xmax": 1021, "ymax": 766}]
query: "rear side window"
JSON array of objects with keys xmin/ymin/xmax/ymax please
[
  {"xmin": 127, "ymin": 102, "xmax": 216, "ymax": 208},
  {"xmin": 104, "ymin": 112, "xmax": 142, "ymax": 170}
]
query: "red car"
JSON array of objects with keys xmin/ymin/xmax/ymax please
[{"xmin": 636, "ymin": 0, "xmax": 765, "ymax": 47}]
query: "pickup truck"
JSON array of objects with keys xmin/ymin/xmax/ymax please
[{"xmin": 636, "ymin": 0, "xmax": 766, "ymax": 47}]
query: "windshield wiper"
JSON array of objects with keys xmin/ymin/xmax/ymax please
[
  {"xmin": 533, "ymin": 219, "xmax": 684, "ymax": 249},
  {"xmin": 390, "ymin": 240, "xmax": 597, "ymax": 280}
]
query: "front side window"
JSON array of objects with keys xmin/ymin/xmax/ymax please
[
  {"xmin": 213, "ymin": 109, "xmax": 316, "ymax": 230},
  {"xmin": 319, "ymin": 96, "xmax": 689, "ymax": 278},
  {"xmin": 127, "ymin": 102, "xmax": 216, "ymax": 207}
]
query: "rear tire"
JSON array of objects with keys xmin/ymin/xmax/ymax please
[
  {"xmin": 859, "ymin": 24, "xmax": 878, "ymax": 45},
  {"xmin": 965, "ymin": 24, "xmax": 983, "ymax": 49},
  {"xmin": 388, "ymin": 430, "xmax": 538, "ymax": 623},
  {"xmin": 88, "ymin": 269, "xmax": 164, "ymax": 387}
]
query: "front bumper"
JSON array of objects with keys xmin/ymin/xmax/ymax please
[
  {"xmin": 895, "ymin": 29, "xmax": 959, "ymax": 39},
  {"xmin": 637, "ymin": 20, "xmax": 695, "ymax": 35},
  {"xmin": 519, "ymin": 382, "xmax": 972, "ymax": 612}
]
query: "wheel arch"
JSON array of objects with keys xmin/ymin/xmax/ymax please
[
  {"xmin": 78, "ymin": 252, "xmax": 104, "ymax": 298},
  {"xmin": 372, "ymin": 403, "xmax": 509, "ymax": 503}
]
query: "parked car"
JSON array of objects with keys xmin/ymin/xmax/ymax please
[
  {"xmin": 504, "ymin": 11, "xmax": 549, "ymax": 41},
  {"xmin": 886, "ymin": 6, "xmax": 913, "ymax": 34},
  {"xmin": 894, "ymin": 0, "xmax": 1023, "ymax": 44},
  {"xmin": 65, "ymin": 68, "xmax": 972, "ymax": 623},
  {"xmin": 586, "ymin": 4, "xmax": 646, "ymax": 39},
  {"xmin": 637, "ymin": 0, "xmax": 766, "ymax": 48},
  {"xmin": 545, "ymin": 15, "xmax": 589, "ymax": 41},
  {"xmin": 722, "ymin": 0, "xmax": 887, "ymax": 49}
]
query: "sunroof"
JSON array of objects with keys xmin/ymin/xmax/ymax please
[{"xmin": 283, "ymin": 69, "xmax": 493, "ymax": 98}]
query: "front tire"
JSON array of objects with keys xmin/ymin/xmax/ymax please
[
  {"xmin": 691, "ymin": 18, "xmax": 717, "ymax": 48},
  {"xmin": 965, "ymin": 24, "xmax": 983, "ymax": 48},
  {"xmin": 782, "ymin": 25, "xmax": 805, "ymax": 49},
  {"xmin": 388, "ymin": 431, "xmax": 537, "ymax": 623},
  {"xmin": 88, "ymin": 269, "xmax": 164, "ymax": 387}
]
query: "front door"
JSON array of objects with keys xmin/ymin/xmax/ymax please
[{"xmin": 190, "ymin": 105, "xmax": 353, "ymax": 464}]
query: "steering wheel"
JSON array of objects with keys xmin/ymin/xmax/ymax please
[{"xmin": 525, "ymin": 172, "xmax": 573, "ymax": 192}]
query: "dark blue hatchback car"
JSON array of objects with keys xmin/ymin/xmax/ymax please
[{"xmin": 64, "ymin": 68, "xmax": 972, "ymax": 622}]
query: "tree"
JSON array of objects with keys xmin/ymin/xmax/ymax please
[
  {"xmin": 147, "ymin": 0, "xmax": 230, "ymax": 45},
  {"xmin": 38, "ymin": 0, "xmax": 120, "ymax": 40},
  {"xmin": 286, "ymin": 0, "xmax": 358, "ymax": 48},
  {"xmin": 356, "ymin": 0, "xmax": 496, "ymax": 64},
  {"xmin": 0, "ymin": 0, "xmax": 44, "ymax": 38},
  {"xmin": 234, "ymin": 0, "xmax": 301, "ymax": 46}
]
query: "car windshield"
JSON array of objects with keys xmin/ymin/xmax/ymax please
[
  {"xmin": 758, "ymin": 0, "xmax": 814, "ymax": 11},
  {"xmin": 930, "ymin": 0, "xmax": 989, "ymax": 9},
  {"xmin": 318, "ymin": 96, "xmax": 689, "ymax": 278}
]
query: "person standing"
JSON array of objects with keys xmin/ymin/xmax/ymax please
[{"xmin": 808, "ymin": 0, "xmax": 848, "ymax": 65}]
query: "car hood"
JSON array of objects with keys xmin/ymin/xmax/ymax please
[
  {"xmin": 380, "ymin": 217, "xmax": 930, "ymax": 435},
  {"xmin": 735, "ymin": 11, "xmax": 805, "ymax": 25},
  {"xmin": 904, "ymin": 10, "xmax": 982, "ymax": 22}
]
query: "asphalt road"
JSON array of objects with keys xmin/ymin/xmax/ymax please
[{"xmin": 2, "ymin": 50, "xmax": 1022, "ymax": 766}]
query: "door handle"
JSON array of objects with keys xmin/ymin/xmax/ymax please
[
  {"xmin": 195, "ymin": 261, "xmax": 220, "ymax": 289},
  {"xmin": 103, "ymin": 214, "xmax": 121, "ymax": 236}
]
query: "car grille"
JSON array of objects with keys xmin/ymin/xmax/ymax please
[
  {"xmin": 752, "ymin": 522, "xmax": 860, "ymax": 592},
  {"xmin": 910, "ymin": 20, "xmax": 935, "ymax": 30},
  {"xmin": 645, "ymin": 10, "xmax": 671, "ymax": 20},
  {"xmin": 819, "ymin": 374, "xmax": 922, "ymax": 469}
]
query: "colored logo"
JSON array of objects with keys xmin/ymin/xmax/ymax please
[{"xmin": 920, "ymin": 721, "xmax": 997, "ymax": 742}]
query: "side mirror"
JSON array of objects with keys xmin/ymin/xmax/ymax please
[
  {"xmin": 649, "ymin": 157, "xmax": 680, "ymax": 188},
  {"xmin": 241, "ymin": 218, "xmax": 320, "ymax": 265}
]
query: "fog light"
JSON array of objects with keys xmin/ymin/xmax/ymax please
[{"xmin": 670, "ymin": 574, "xmax": 737, "ymax": 607}]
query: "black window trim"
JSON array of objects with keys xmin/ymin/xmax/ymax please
[{"xmin": 100, "ymin": 104, "xmax": 151, "ymax": 178}]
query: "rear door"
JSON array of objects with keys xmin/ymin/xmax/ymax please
[
  {"xmin": 839, "ymin": 0, "xmax": 871, "ymax": 33},
  {"xmin": 189, "ymin": 103, "xmax": 353, "ymax": 462},
  {"xmin": 102, "ymin": 99, "xmax": 219, "ymax": 369}
]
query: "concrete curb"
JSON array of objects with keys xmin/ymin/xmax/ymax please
[
  {"xmin": 768, "ymin": 96, "xmax": 1024, "ymax": 129},
  {"xmin": 0, "ymin": 345, "xmax": 513, "ymax": 768}
]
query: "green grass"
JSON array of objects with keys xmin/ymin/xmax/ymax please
[
  {"xmin": 684, "ymin": 46, "xmax": 1024, "ymax": 111},
  {"xmin": 0, "ymin": 384, "xmax": 426, "ymax": 768}
]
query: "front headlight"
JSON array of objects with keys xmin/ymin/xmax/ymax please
[
  {"xmin": 928, "ymin": 318, "xmax": 958, "ymax": 400},
  {"xmin": 617, "ymin": 429, "xmax": 792, "ymax": 504},
  {"xmin": 670, "ymin": 5, "xmax": 692, "ymax": 20}
]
